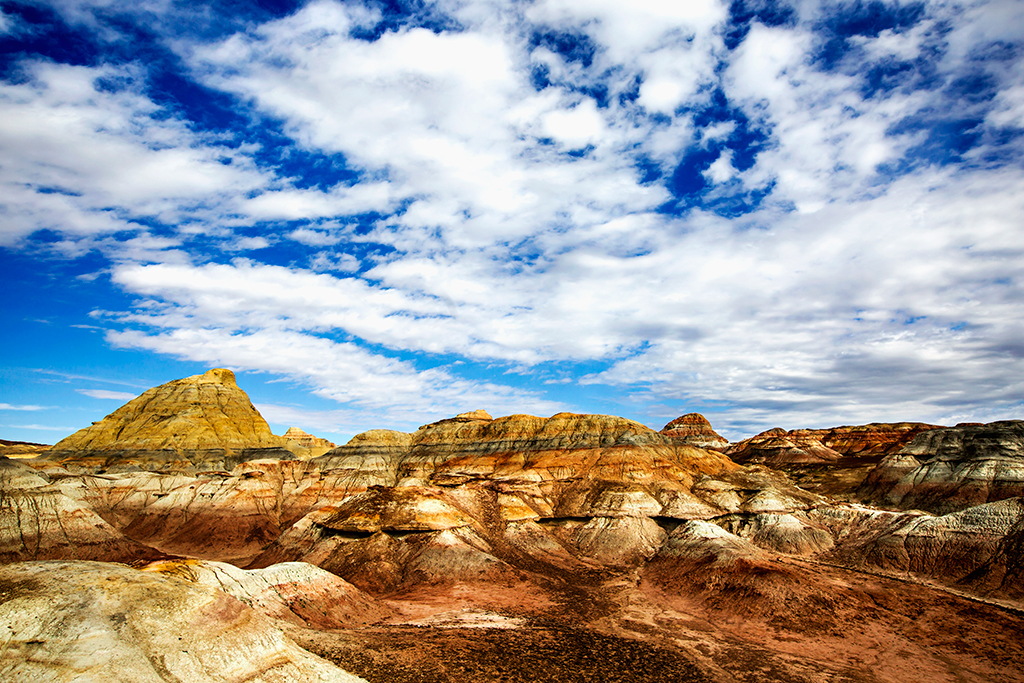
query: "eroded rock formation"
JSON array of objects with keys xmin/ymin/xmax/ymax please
[
  {"xmin": 0, "ymin": 439, "xmax": 50, "ymax": 459},
  {"xmin": 861, "ymin": 420, "xmax": 1024, "ymax": 513},
  {"xmin": 3, "ymin": 374, "xmax": 1023, "ymax": 683},
  {"xmin": 0, "ymin": 560, "xmax": 365, "ymax": 682},
  {"xmin": 283, "ymin": 427, "xmax": 337, "ymax": 457},
  {"xmin": 0, "ymin": 457, "xmax": 160, "ymax": 564},
  {"xmin": 727, "ymin": 422, "xmax": 943, "ymax": 499},
  {"xmin": 659, "ymin": 413, "xmax": 729, "ymax": 450},
  {"xmin": 40, "ymin": 368, "xmax": 295, "ymax": 474}
]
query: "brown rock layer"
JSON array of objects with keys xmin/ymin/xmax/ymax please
[{"xmin": 726, "ymin": 422, "xmax": 943, "ymax": 499}]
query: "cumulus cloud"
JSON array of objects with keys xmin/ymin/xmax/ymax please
[{"xmin": 5, "ymin": 0, "xmax": 1024, "ymax": 438}]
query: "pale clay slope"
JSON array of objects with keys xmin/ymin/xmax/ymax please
[{"xmin": 0, "ymin": 560, "xmax": 366, "ymax": 683}]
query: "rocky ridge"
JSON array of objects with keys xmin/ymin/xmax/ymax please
[
  {"xmin": 0, "ymin": 439, "xmax": 50, "ymax": 459},
  {"xmin": 2, "ymin": 371, "xmax": 1024, "ymax": 682},
  {"xmin": 861, "ymin": 420, "xmax": 1024, "ymax": 514},
  {"xmin": 727, "ymin": 422, "xmax": 943, "ymax": 499}
]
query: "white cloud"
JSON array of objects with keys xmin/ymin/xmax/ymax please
[
  {"xmin": 7, "ymin": 0, "xmax": 1024, "ymax": 439},
  {"xmin": 77, "ymin": 389, "xmax": 137, "ymax": 400},
  {"xmin": 526, "ymin": 0, "xmax": 728, "ymax": 61},
  {"xmin": 704, "ymin": 150, "xmax": 735, "ymax": 183},
  {"xmin": 106, "ymin": 326, "xmax": 566, "ymax": 427},
  {"xmin": 0, "ymin": 403, "xmax": 47, "ymax": 411},
  {"xmin": 0, "ymin": 60, "xmax": 269, "ymax": 247},
  {"xmin": 541, "ymin": 98, "xmax": 605, "ymax": 149}
]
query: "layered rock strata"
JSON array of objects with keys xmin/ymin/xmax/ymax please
[
  {"xmin": 659, "ymin": 413, "xmax": 729, "ymax": 450},
  {"xmin": 40, "ymin": 368, "xmax": 295, "ymax": 474},
  {"xmin": 0, "ymin": 457, "xmax": 160, "ymax": 564},
  {"xmin": 251, "ymin": 412, "xmax": 818, "ymax": 592},
  {"xmin": 283, "ymin": 427, "xmax": 337, "ymax": 457},
  {"xmin": 860, "ymin": 420, "xmax": 1024, "ymax": 513},
  {"xmin": 727, "ymin": 422, "xmax": 942, "ymax": 498},
  {"xmin": 0, "ymin": 439, "xmax": 50, "ymax": 459}
]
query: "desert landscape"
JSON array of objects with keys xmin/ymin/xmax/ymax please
[{"xmin": 1, "ymin": 368, "xmax": 1022, "ymax": 682}]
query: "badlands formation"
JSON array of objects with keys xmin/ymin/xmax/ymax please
[{"xmin": 1, "ymin": 370, "xmax": 1024, "ymax": 682}]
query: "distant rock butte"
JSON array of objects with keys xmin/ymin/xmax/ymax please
[
  {"xmin": 40, "ymin": 368, "xmax": 295, "ymax": 474},
  {"xmin": 861, "ymin": 420, "xmax": 1024, "ymax": 514},
  {"xmin": 659, "ymin": 413, "xmax": 729, "ymax": 450},
  {"xmin": 0, "ymin": 439, "xmax": 50, "ymax": 459},
  {"xmin": 728, "ymin": 422, "xmax": 943, "ymax": 465},
  {"xmin": 283, "ymin": 427, "xmax": 337, "ymax": 457}
]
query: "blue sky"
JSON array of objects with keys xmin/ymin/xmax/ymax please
[{"xmin": 2, "ymin": 0, "xmax": 1023, "ymax": 444}]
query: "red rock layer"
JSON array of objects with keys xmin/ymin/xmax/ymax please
[
  {"xmin": 727, "ymin": 422, "xmax": 941, "ymax": 465},
  {"xmin": 659, "ymin": 413, "xmax": 729, "ymax": 450},
  {"xmin": 860, "ymin": 420, "xmax": 1024, "ymax": 514}
]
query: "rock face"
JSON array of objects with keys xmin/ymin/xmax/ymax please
[
  {"xmin": 861, "ymin": 420, "xmax": 1024, "ymax": 514},
  {"xmin": 726, "ymin": 422, "xmax": 942, "ymax": 499},
  {"xmin": 41, "ymin": 368, "xmax": 295, "ymax": 473},
  {"xmin": 811, "ymin": 499, "xmax": 1024, "ymax": 599},
  {"xmin": 252, "ymin": 414, "xmax": 820, "ymax": 592},
  {"xmin": 0, "ymin": 439, "xmax": 50, "ymax": 459},
  {"xmin": 0, "ymin": 457, "xmax": 160, "ymax": 564},
  {"xmin": 283, "ymin": 427, "xmax": 336, "ymax": 457},
  {"xmin": 659, "ymin": 413, "xmax": 729, "ymax": 450},
  {"xmin": 0, "ymin": 560, "xmax": 365, "ymax": 682},
  {"xmin": 728, "ymin": 423, "xmax": 941, "ymax": 465}
]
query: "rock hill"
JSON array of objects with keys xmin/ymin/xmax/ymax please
[
  {"xmin": 727, "ymin": 422, "xmax": 943, "ymax": 498},
  {"xmin": 41, "ymin": 368, "xmax": 295, "ymax": 473},
  {"xmin": 659, "ymin": 413, "xmax": 729, "ymax": 450},
  {"xmin": 3, "ymin": 373, "xmax": 1024, "ymax": 683},
  {"xmin": 283, "ymin": 427, "xmax": 336, "ymax": 457},
  {"xmin": 860, "ymin": 420, "xmax": 1024, "ymax": 513}
]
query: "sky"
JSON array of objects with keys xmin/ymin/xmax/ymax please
[{"xmin": 1, "ymin": 0, "xmax": 1023, "ymax": 445}]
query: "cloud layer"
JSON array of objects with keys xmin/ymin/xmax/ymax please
[{"xmin": 2, "ymin": 0, "xmax": 1023, "ymax": 438}]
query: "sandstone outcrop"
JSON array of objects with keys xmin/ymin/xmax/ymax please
[
  {"xmin": 0, "ymin": 560, "xmax": 365, "ymax": 682},
  {"xmin": 283, "ymin": 427, "xmax": 337, "ymax": 457},
  {"xmin": 659, "ymin": 413, "xmax": 729, "ymax": 450},
  {"xmin": 40, "ymin": 368, "xmax": 295, "ymax": 474},
  {"xmin": 860, "ymin": 420, "xmax": 1024, "ymax": 513},
  {"xmin": 0, "ymin": 439, "xmax": 49, "ymax": 459}
]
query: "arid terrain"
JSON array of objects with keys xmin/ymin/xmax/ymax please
[{"xmin": 2, "ymin": 369, "xmax": 1023, "ymax": 682}]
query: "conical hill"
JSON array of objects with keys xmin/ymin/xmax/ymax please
[{"xmin": 44, "ymin": 368, "xmax": 294, "ymax": 473}]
